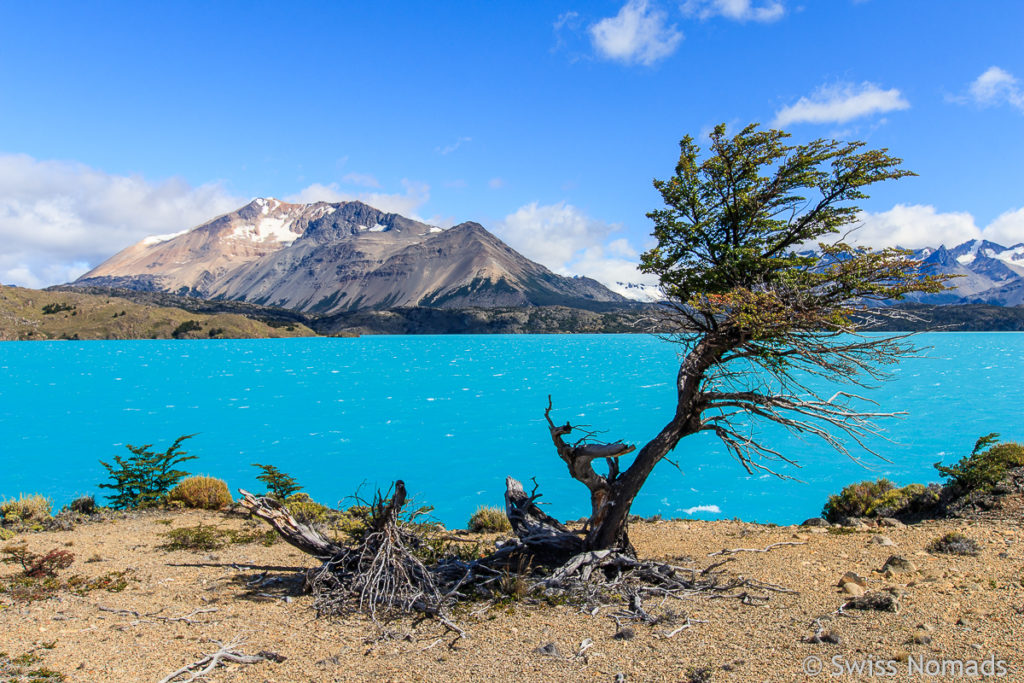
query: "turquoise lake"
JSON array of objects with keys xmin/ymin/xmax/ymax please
[{"xmin": 1, "ymin": 334, "xmax": 1022, "ymax": 527}]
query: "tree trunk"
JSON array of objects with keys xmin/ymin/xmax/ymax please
[{"xmin": 546, "ymin": 334, "xmax": 732, "ymax": 555}]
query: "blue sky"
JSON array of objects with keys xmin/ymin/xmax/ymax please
[{"xmin": 1, "ymin": 0, "xmax": 1022, "ymax": 288}]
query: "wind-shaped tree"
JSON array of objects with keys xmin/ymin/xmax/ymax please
[{"xmin": 541, "ymin": 123, "xmax": 949, "ymax": 554}]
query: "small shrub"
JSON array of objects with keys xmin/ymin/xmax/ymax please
[
  {"xmin": 822, "ymin": 479, "xmax": 895, "ymax": 521},
  {"xmin": 928, "ymin": 532, "xmax": 980, "ymax": 556},
  {"xmin": 159, "ymin": 524, "xmax": 230, "ymax": 551},
  {"xmin": 98, "ymin": 434, "xmax": 196, "ymax": 509},
  {"xmin": 1, "ymin": 544, "xmax": 74, "ymax": 578},
  {"xmin": 467, "ymin": 506, "xmax": 511, "ymax": 533},
  {"xmin": 285, "ymin": 493, "xmax": 331, "ymax": 526},
  {"xmin": 158, "ymin": 524, "xmax": 278, "ymax": 551},
  {"xmin": 252, "ymin": 463, "xmax": 302, "ymax": 500},
  {"xmin": 0, "ymin": 494, "xmax": 53, "ymax": 524},
  {"xmin": 822, "ymin": 479, "xmax": 938, "ymax": 522},
  {"xmin": 168, "ymin": 476, "xmax": 232, "ymax": 510},
  {"xmin": 935, "ymin": 433, "xmax": 1024, "ymax": 493},
  {"xmin": 68, "ymin": 495, "xmax": 96, "ymax": 515}
]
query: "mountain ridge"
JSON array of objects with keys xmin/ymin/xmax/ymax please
[{"xmin": 74, "ymin": 199, "xmax": 628, "ymax": 313}]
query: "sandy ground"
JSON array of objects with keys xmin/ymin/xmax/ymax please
[{"xmin": 1, "ymin": 510, "xmax": 1021, "ymax": 682}]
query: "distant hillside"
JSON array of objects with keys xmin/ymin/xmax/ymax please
[
  {"xmin": 41, "ymin": 285, "xmax": 1024, "ymax": 334},
  {"xmin": 72, "ymin": 198, "xmax": 628, "ymax": 312},
  {"xmin": 0, "ymin": 285, "xmax": 317, "ymax": 340}
]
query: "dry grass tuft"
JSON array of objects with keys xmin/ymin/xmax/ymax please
[{"xmin": 167, "ymin": 476, "xmax": 232, "ymax": 510}]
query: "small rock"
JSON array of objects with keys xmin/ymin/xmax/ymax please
[
  {"xmin": 535, "ymin": 642, "xmax": 561, "ymax": 658},
  {"xmin": 837, "ymin": 571, "xmax": 868, "ymax": 588},
  {"xmin": 917, "ymin": 623, "xmax": 935, "ymax": 632},
  {"xmin": 802, "ymin": 517, "xmax": 830, "ymax": 527},
  {"xmin": 879, "ymin": 518, "xmax": 906, "ymax": 529},
  {"xmin": 804, "ymin": 632, "xmax": 841, "ymax": 645},
  {"xmin": 613, "ymin": 628, "xmax": 635, "ymax": 641},
  {"xmin": 870, "ymin": 535, "xmax": 896, "ymax": 546},
  {"xmin": 841, "ymin": 582, "xmax": 866, "ymax": 597},
  {"xmin": 881, "ymin": 555, "xmax": 917, "ymax": 573},
  {"xmin": 913, "ymin": 634, "xmax": 932, "ymax": 645}
]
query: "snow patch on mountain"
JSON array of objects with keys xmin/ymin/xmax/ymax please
[
  {"xmin": 229, "ymin": 216, "xmax": 299, "ymax": 243},
  {"xmin": 142, "ymin": 230, "xmax": 189, "ymax": 246},
  {"xmin": 609, "ymin": 281, "xmax": 663, "ymax": 302}
]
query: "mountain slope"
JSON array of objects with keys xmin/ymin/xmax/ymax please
[{"xmin": 74, "ymin": 199, "xmax": 628, "ymax": 312}]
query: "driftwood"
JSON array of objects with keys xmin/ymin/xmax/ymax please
[
  {"xmin": 504, "ymin": 477, "xmax": 583, "ymax": 559},
  {"xmin": 237, "ymin": 489, "xmax": 343, "ymax": 559},
  {"xmin": 158, "ymin": 640, "xmax": 280, "ymax": 683}
]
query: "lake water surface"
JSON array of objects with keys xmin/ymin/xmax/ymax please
[{"xmin": 1, "ymin": 333, "xmax": 1021, "ymax": 527}]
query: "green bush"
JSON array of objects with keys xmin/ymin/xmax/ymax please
[
  {"xmin": 251, "ymin": 463, "xmax": 302, "ymax": 500},
  {"xmin": 285, "ymin": 492, "xmax": 331, "ymax": 525},
  {"xmin": 822, "ymin": 479, "xmax": 938, "ymax": 522},
  {"xmin": 822, "ymin": 479, "xmax": 895, "ymax": 521},
  {"xmin": 98, "ymin": 434, "xmax": 196, "ymax": 509},
  {"xmin": 467, "ymin": 505, "xmax": 511, "ymax": 533},
  {"xmin": 168, "ymin": 476, "xmax": 232, "ymax": 510},
  {"xmin": 935, "ymin": 433, "xmax": 1024, "ymax": 493},
  {"xmin": 0, "ymin": 494, "xmax": 53, "ymax": 525}
]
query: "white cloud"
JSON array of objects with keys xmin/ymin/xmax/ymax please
[
  {"xmin": 0, "ymin": 154, "xmax": 242, "ymax": 288},
  {"xmin": 967, "ymin": 66, "xmax": 1024, "ymax": 112},
  {"xmin": 849, "ymin": 204, "xmax": 980, "ymax": 249},
  {"xmin": 985, "ymin": 207, "xmax": 1024, "ymax": 246},
  {"xmin": 773, "ymin": 82, "xmax": 909, "ymax": 126},
  {"xmin": 681, "ymin": 0, "xmax": 784, "ymax": 22},
  {"xmin": 848, "ymin": 204, "xmax": 1024, "ymax": 249},
  {"xmin": 488, "ymin": 177, "xmax": 506, "ymax": 190},
  {"xmin": 495, "ymin": 201, "xmax": 659, "ymax": 290},
  {"xmin": 589, "ymin": 0, "xmax": 683, "ymax": 66},
  {"xmin": 285, "ymin": 179, "xmax": 430, "ymax": 218},
  {"xmin": 340, "ymin": 172, "xmax": 380, "ymax": 188},
  {"xmin": 435, "ymin": 137, "xmax": 472, "ymax": 155}
]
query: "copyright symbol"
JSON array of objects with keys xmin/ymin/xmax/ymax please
[{"xmin": 803, "ymin": 656, "xmax": 823, "ymax": 677}]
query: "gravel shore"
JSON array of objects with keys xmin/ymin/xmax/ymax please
[{"xmin": 1, "ymin": 509, "xmax": 1021, "ymax": 682}]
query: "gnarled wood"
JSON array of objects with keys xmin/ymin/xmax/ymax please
[
  {"xmin": 504, "ymin": 477, "xmax": 583, "ymax": 558},
  {"xmin": 237, "ymin": 488, "xmax": 344, "ymax": 560}
]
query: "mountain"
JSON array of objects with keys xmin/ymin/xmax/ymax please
[
  {"xmin": 74, "ymin": 199, "xmax": 628, "ymax": 313},
  {"xmin": 911, "ymin": 239, "xmax": 1024, "ymax": 304}
]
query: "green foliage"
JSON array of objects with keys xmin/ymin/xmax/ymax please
[
  {"xmin": 822, "ymin": 479, "xmax": 937, "ymax": 522},
  {"xmin": 171, "ymin": 319, "xmax": 202, "ymax": 338},
  {"xmin": 0, "ymin": 494, "xmax": 53, "ymax": 525},
  {"xmin": 41, "ymin": 302, "xmax": 75, "ymax": 315},
  {"xmin": 98, "ymin": 434, "xmax": 197, "ymax": 509},
  {"xmin": 927, "ymin": 532, "xmax": 980, "ymax": 556},
  {"xmin": 467, "ymin": 505, "xmax": 511, "ymax": 533},
  {"xmin": 0, "ymin": 649, "xmax": 67, "ymax": 682},
  {"xmin": 158, "ymin": 523, "xmax": 277, "ymax": 551},
  {"xmin": 284, "ymin": 492, "xmax": 331, "ymax": 526},
  {"xmin": 167, "ymin": 475, "xmax": 232, "ymax": 510},
  {"xmin": 641, "ymin": 123, "xmax": 944, "ymax": 315},
  {"xmin": 822, "ymin": 479, "xmax": 895, "ymax": 521},
  {"xmin": 935, "ymin": 433, "xmax": 1024, "ymax": 493},
  {"xmin": 251, "ymin": 463, "xmax": 302, "ymax": 500}
]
